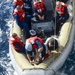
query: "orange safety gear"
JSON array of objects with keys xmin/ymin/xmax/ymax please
[
  {"xmin": 13, "ymin": 0, "xmax": 24, "ymax": 8},
  {"xmin": 34, "ymin": 2, "xmax": 45, "ymax": 13},
  {"xmin": 13, "ymin": 8, "xmax": 26, "ymax": 21},
  {"xmin": 9, "ymin": 36, "xmax": 24, "ymax": 50},
  {"xmin": 26, "ymin": 36, "xmax": 43, "ymax": 50},
  {"xmin": 56, "ymin": 2, "xmax": 67, "ymax": 16}
]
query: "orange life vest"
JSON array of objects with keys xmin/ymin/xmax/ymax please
[
  {"xmin": 13, "ymin": 8, "xmax": 26, "ymax": 21},
  {"xmin": 26, "ymin": 36, "xmax": 43, "ymax": 50},
  {"xmin": 34, "ymin": 2, "xmax": 45, "ymax": 13},
  {"xmin": 9, "ymin": 36, "xmax": 24, "ymax": 50},
  {"xmin": 13, "ymin": 0, "xmax": 24, "ymax": 8},
  {"xmin": 56, "ymin": 2, "xmax": 67, "ymax": 16}
]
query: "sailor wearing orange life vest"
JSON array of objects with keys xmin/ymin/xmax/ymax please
[
  {"xmin": 54, "ymin": 1, "xmax": 69, "ymax": 34},
  {"xmin": 33, "ymin": 0, "xmax": 46, "ymax": 20},
  {"xmin": 9, "ymin": 33, "xmax": 25, "ymax": 53},
  {"xmin": 56, "ymin": 1, "xmax": 68, "ymax": 16},
  {"xmin": 13, "ymin": 0, "xmax": 24, "ymax": 9},
  {"xmin": 13, "ymin": 5, "xmax": 30, "ymax": 38},
  {"xmin": 13, "ymin": 0, "xmax": 32, "ymax": 16},
  {"xmin": 25, "ymin": 30, "xmax": 46, "ymax": 65}
]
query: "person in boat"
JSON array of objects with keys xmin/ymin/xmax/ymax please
[
  {"xmin": 44, "ymin": 38, "xmax": 61, "ymax": 58},
  {"xmin": 13, "ymin": 0, "xmax": 24, "ymax": 9},
  {"xmin": 13, "ymin": 0, "xmax": 32, "ymax": 15},
  {"xmin": 13, "ymin": 5, "xmax": 31, "ymax": 38},
  {"xmin": 25, "ymin": 30, "xmax": 46, "ymax": 65},
  {"xmin": 9, "ymin": 33, "xmax": 25, "ymax": 53},
  {"xmin": 13, "ymin": 0, "xmax": 31, "ymax": 29},
  {"xmin": 53, "ymin": 1, "xmax": 69, "ymax": 35},
  {"xmin": 33, "ymin": 0, "xmax": 46, "ymax": 20}
]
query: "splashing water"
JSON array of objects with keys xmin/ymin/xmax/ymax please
[{"xmin": 0, "ymin": 0, "xmax": 16, "ymax": 75}]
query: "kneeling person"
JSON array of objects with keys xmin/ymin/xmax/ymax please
[{"xmin": 25, "ymin": 30, "xmax": 46, "ymax": 65}]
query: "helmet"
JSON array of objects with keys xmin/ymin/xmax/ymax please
[{"xmin": 29, "ymin": 30, "xmax": 36, "ymax": 36}]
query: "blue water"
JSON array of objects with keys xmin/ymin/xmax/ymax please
[
  {"xmin": 0, "ymin": 0, "xmax": 14, "ymax": 75},
  {"xmin": 0, "ymin": 0, "xmax": 75, "ymax": 75}
]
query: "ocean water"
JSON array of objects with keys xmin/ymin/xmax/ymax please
[
  {"xmin": 0, "ymin": 0, "xmax": 14, "ymax": 75},
  {"xmin": 0, "ymin": 0, "xmax": 75, "ymax": 75}
]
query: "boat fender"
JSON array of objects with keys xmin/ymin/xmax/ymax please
[
  {"xmin": 46, "ymin": 68, "xmax": 57, "ymax": 75},
  {"xmin": 51, "ymin": 50, "xmax": 58, "ymax": 53}
]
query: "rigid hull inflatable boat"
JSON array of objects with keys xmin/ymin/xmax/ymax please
[{"xmin": 9, "ymin": 0, "xmax": 75, "ymax": 75}]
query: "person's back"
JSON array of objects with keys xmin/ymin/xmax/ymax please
[{"xmin": 25, "ymin": 36, "xmax": 43, "ymax": 52}]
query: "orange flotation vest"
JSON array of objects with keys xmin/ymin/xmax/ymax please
[
  {"xmin": 34, "ymin": 2, "xmax": 45, "ymax": 13},
  {"xmin": 13, "ymin": 8, "xmax": 26, "ymax": 21},
  {"xmin": 9, "ymin": 36, "xmax": 24, "ymax": 50},
  {"xmin": 26, "ymin": 36, "xmax": 43, "ymax": 50},
  {"xmin": 13, "ymin": 0, "xmax": 24, "ymax": 8},
  {"xmin": 56, "ymin": 2, "xmax": 67, "ymax": 16}
]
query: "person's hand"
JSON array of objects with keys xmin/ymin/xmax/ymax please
[
  {"xmin": 21, "ymin": 28, "xmax": 24, "ymax": 31},
  {"xmin": 58, "ymin": 50, "xmax": 62, "ymax": 54},
  {"xmin": 38, "ymin": 15, "xmax": 42, "ymax": 20},
  {"xmin": 30, "ymin": 60, "xmax": 34, "ymax": 65},
  {"xmin": 41, "ymin": 15, "xmax": 44, "ymax": 20}
]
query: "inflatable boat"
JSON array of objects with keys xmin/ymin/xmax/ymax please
[{"xmin": 9, "ymin": 0, "xmax": 75, "ymax": 75}]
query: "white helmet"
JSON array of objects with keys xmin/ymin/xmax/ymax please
[{"xmin": 29, "ymin": 30, "xmax": 36, "ymax": 36}]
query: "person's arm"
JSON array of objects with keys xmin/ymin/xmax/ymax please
[
  {"xmin": 27, "ymin": 54, "xmax": 31, "ymax": 62},
  {"xmin": 25, "ymin": 43, "xmax": 34, "ymax": 64},
  {"xmin": 64, "ymin": 6, "xmax": 69, "ymax": 15},
  {"xmin": 33, "ymin": 8, "xmax": 38, "ymax": 16},
  {"xmin": 18, "ymin": 38, "xmax": 24, "ymax": 46},
  {"xmin": 27, "ymin": 53, "xmax": 34, "ymax": 64},
  {"xmin": 43, "ymin": 4, "xmax": 46, "ymax": 14},
  {"xmin": 26, "ymin": 50, "xmax": 34, "ymax": 64},
  {"xmin": 35, "ymin": 40, "xmax": 43, "ymax": 60},
  {"xmin": 36, "ymin": 40, "xmax": 43, "ymax": 51},
  {"xmin": 13, "ymin": 14, "xmax": 23, "ymax": 29},
  {"xmin": 13, "ymin": 14, "xmax": 19, "ymax": 21},
  {"xmin": 33, "ymin": 4, "xmax": 39, "ymax": 16},
  {"xmin": 47, "ymin": 49, "xmax": 51, "ymax": 56}
]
